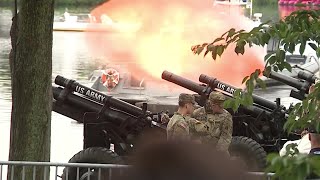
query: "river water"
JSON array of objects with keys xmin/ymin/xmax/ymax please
[
  {"xmin": 0, "ymin": 5, "xmax": 311, "ymax": 179},
  {"xmin": 0, "ymin": 8, "xmax": 98, "ymax": 178}
]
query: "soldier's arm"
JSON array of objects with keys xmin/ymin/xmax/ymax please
[
  {"xmin": 191, "ymin": 110, "xmax": 198, "ymax": 118},
  {"xmin": 187, "ymin": 117, "xmax": 209, "ymax": 136},
  {"xmin": 191, "ymin": 107, "xmax": 206, "ymax": 121},
  {"xmin": 216, "ymin": 113, "xmax": 233, "ymax": 151}
]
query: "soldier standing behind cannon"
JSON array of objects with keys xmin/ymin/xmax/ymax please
[
  {"xmin": 192, "ymin": 91, "xmax": 233, "ymax": 154},
  {"xmin": 166, "ymin": 93, "xmax": 209, "ymax": 142}
]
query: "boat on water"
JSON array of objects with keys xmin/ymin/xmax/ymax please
[{"xmin": 53, "ymin": 11, "xmax": 141, "ymax": 32}]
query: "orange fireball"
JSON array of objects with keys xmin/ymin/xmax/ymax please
[{"xmin": 85, "ymin": 0, "xmax": 265, "ymax": 87}]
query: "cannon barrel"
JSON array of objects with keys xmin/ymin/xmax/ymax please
[
  {"xmin": 161, "ymin": 71, "xmax": 207, "ymax": 95},
  {"xmin": 199, "ymin": 74, "xmax": 278, "ymax": 111},
  {"xmin": 54, "ymin": 75, "xmax": 147, "ymax": 117},
  {"xmin": 263, "ymin": 70, "xmax": 310, "ymax": 93},
  {"xmin": 161, "ymin": 71, "xmax": 274, "ymax": 117},
  {"xmin": 298, "ymin": 71, "xmax": 318, "ymax": 84},
  {"xmin": 52, "ymin": 86, "xmax": 140, "ymax": 125}
]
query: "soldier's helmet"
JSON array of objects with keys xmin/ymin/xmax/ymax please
[
  {"xmin": 179, "ymin": 93, "xmax": 196, "ymax": 105},
  {"xmin": 209, "ymin": 91, "xmax": 226, "ymax": 104}
]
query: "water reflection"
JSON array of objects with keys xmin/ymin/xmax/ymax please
[
  {"xmin": 0, "ymin": 9, "xmax": 11, "ymax": 38},
  {"xmin": 0, "ymin": 9, "xmax": 12, "ymax": 102},
  {"xmin": 0, "ymin": 8, "xmax": 104, "ymax": 178},
  {"xmin": 0, "ymin": 40, "xmax": 11, "ymax": 101}
]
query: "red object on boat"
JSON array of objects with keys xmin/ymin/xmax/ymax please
[
  {"xmin": 313, "ymin": 0, "xmax": 320, "ymax": 5},
  {"xmin": 301, "ymin": 0, "xmax": 312, "ymax": 5},
  {"xmin": 288, "ymin": 0, "xmax": 299, "ymax": 5},
  {"xmin": 278, "ymin": 3, "xmax": 313, "ymax": 19}
]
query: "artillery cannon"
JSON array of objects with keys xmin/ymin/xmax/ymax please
[
  {"xmin": 53, "ymin": 72, "xmax": 303, "ymax": 178},
  {"xmin": 53, "ymin": 74, "xmax": 275, "ymax": 179},
  {"xmin": 53, "ymin": 75, "xmax": 167, "ymax": 179},
  {"xmin": 162, "ymin": 71, "xmax": 301, "ymax": 170},
  {"xmin": 198, "ymin": 73, "xmax": 281, "ymax": 111},
  {"xmin": 297, "ymin": 70, "xmax": 319, "ymax": 84},
  {"xmin": 263, "ymin": 70, "xmax": 313, "ymax": 100}
]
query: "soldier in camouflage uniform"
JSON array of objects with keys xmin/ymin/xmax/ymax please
[
  {"xmin": 192, "ymin": 91, "xmax": 233, "ymax": 153},
  {"xmin": 167, "ymin": 93, "xmax": 209, "ymax": 142}
]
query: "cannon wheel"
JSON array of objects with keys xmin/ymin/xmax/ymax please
[
  {"xmin": 228, "ymin": 136, "xmax": 267, "ymax": 171},
  {"xmin": 61, "ymin": 147, "xmax": 125, "ymax": 180}
]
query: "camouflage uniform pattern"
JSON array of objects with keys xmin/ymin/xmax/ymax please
[
  {"xmin": 192, "ymin": 107, "xmax": 207, "ymax": 121},
  {"xmin": 192, "ymin": 92, "xmax": 233, "ymax": 152},
  {"xmin": 205, "ymin": 110, "xmax": 233, "ymax": 151},
  {"xmin": 209, "ymin": 91, "xmax": 226, "ymax": 102},
  {"xmin": 167, "ymin": 112, "xmax": 190, "ymax": 141},
  {"xmin": 167, "ymin": 93, "xmax": 210, "ymax": 141},
  {"xmin": 185, "ymin": 116, "xmax": 210, "ymax": 137},
  {"xmin": 167, "ymin": 93, "xmax": 195, "ymax": 141},
  {"xmin": 178, "ymin": 93, "xmax": 196, "ymax": 105}
]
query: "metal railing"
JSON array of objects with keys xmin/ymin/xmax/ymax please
[
  {"xmin": 1, "ymin": 161, "xmax": 319, "ymax": 180},
  {"xmin": 0, "ymin": 161, "xmax": 130, "ymax": 180},
  {"xmin": 246, "ymin": 172, "xmax": 274, "ymax": 180}
]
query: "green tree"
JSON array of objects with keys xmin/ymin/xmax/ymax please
[
  {"xmin": 7, "ymin": 0, "xmax": 54, "ymax": 179},
  {"xmin": 192, "ymin": 9, "xmax": 320, "ymax": 179}
]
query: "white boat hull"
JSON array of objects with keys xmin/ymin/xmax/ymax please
[{"xmin": 53, "ymin": 22, "xmax": 141, "ymax": 32}]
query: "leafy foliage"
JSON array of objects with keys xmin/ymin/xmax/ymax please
[
  {"xmin": 266, "ymin": 143, "xmax": 320, "ymax": 180},
  {"xmin": 191, "ymin": 9, "xmax": 320, "ymax": 131},
  {"xmin": 191, "ymin": 9, "xmax": 320, "ymax": 179},
  {"xmin": 223, "ymin": 69, "xmax": 260, "ymax": 112},
  {"xmin": 266, "ymin": 152, "xmax": 320, "ymax": 180}
]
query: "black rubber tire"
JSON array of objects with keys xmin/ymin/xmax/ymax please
[
  {"xmin": 228, "ymin": 136, "xmax": 267, "ymax": 171},
  {"xmin": 61, "ymin": 147, "xmax": 125, "ymax": 180}
]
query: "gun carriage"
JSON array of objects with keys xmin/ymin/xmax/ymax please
[
  {"xmin": 53, "ymin": 69, "xmax": 318, "ymax": 179},
  {"xmin": 53, "ymin": 75, "xmax": 166, "ymax": 179}
]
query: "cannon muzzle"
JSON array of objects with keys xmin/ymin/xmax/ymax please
[
  {"xmin": 199, "ymin": 74, "xmax": 279, "ymax": 111},
  {"xmin": 263, "ymin": 70, "xmax": 310, "ymax": 94},
  {"xmin": 161, "ymin": 70, "xmax": 278, "ymax": 117},
  {"xmin": 54, "ymin": 75, "xmax": 148, "ymax": 117},
  {"xmin": 298, "ymin": 71, "xmax": 318, "ymax": 84},
  {"xmin": 161, "ymin": 70, "xmax": 207, "ymax": 95}
]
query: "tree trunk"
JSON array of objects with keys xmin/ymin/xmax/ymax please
[{"xmin": 7, "ymin": 0, "xmax": 54, "ymax": 179}]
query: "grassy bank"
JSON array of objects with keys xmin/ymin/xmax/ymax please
[
  {"xmin": 253, "ymin": 0, "xmax": 278, "ymax": 6},
  {"xmin": 253, "ymin": 3, "xmax": 279, "ymax": 22},
  {"xmin": 0, "ymin": 0, "xmax": 106, "ymax": 8}
]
